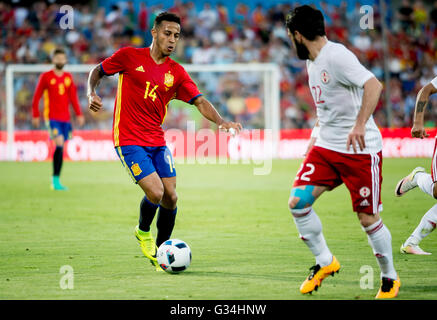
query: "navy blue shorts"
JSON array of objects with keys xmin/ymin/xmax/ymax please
[
  {"xmin": 47, "ymin": 120, "xmax": 72, "ymax": 141},
  {"xmin": 115, "ymin": 145, "xmax": 176, "ymax": 183}
]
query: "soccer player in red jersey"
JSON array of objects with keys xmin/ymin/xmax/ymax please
[
  {"xmin": 86, "ymin": 12, "xmax": 242, "ymax": 271},
  {"xmin": 32, "ymin": 48, "xmax": 85, "ymax": 190}
]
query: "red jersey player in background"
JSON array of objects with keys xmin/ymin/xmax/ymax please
[
  {"xmin": 86, "ymin": 12, "xmax": 242, "ymax": 271},
  {"xmin": 32, "ymin": 48, "xmax": 85, "ymax": 191}
]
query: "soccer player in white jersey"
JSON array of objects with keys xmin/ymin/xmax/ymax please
[
  {"xmin": 285, "ymin": 5, "xmax": 399, "ymax": 299},
  {"xmin": 395, "ymin": 76, "xmax": 437, "ymax": 255}
]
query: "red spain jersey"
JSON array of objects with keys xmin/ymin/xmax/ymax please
[
  {"xmin": 32, "ymin": 70, "xmax": 82, "ymax": 122},
  {"xmin": 100, "ymin": 47, "xmax": 202, "ymax": 147}
]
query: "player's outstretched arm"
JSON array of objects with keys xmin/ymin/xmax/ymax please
[
  {"xmin": 87, "ymin": 64, "xmax": 105, "ymax": 112},
  {"xmin": 192, "ymin": 96, "xmax": 242, "ymax": 135},
  {"xmin": 347, "ymin": 77, "xmax": 382, "ymax": 153},
  {"xmin": 411, "ymin": 82, "xmax": 437, "ymax": 139}
]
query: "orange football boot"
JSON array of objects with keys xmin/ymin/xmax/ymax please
[
  {"xmin": 375, "ymin": 276, "xmax": 401, "ymax": 299},
  {"xmin": 300, "ymin": 256, "xmax": 341, "ymax": 294}
]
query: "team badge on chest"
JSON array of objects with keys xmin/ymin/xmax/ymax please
[
  {"xmin": 64, "ymin": 77, "xmax": 71, "ymax": 87},
  {"xmin": 321, "ymin": 70, "xmax": 330, "ymax": 84},
  {"xmin": 164, "ymin": 71, "xmax": 174, "ymax": 88}
]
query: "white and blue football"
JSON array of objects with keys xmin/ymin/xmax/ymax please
[{"xmin": 157, "ymin": 239, "xmax": 191, "ymax": 273}]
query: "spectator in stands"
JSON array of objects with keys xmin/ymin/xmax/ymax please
[{"xmin": 397, "ymin": 0, "xmax": 414, "ymax": 33}]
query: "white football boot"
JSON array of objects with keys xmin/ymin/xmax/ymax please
[
  {"xmin": 400, "ymin": 240, "xmax": 431, "ymax": 255},
  {"xmin": 395, "ymin": 167, "xmax": 426, "ymax": 197}
]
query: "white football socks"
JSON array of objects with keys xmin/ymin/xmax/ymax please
[
  {"xmin": 414, "ymin": 172, "xmax": 435, "ymax": 198},
  {"xmin": 363, "ymin": 219, "xmax": 397, "ymax": 280},
  {"xmin": 408, "ymin": 204, "xmax": 437, "ymax": 245},
  {"xmin": 291, "ymin": 207, "xmax": 333, "ymax": 267}
]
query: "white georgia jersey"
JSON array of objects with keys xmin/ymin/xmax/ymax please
[
  {"xmin": 307, "ymin": 40, "xmax": 383, "ymax": 154},
  {"xmin": 431, "ymin": 76, "xmax": 437, "ymax": 89}
]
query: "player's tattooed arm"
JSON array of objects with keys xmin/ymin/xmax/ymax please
[
  {"xmin": 411, "ymin": 82, "xmax": 437, "ymax": 139},
  {"xmin": 193, "ymin": 96, "xmax": 242, "ymax": 135},
  {"xmin": 87, "ymin": 64, "xmax": 105, "ymax": 112},
  {"xmin": 416, "ymin": 101, "xmax": 426, "ymax": 113}
]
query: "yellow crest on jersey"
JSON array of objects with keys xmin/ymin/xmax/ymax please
[
  {"xmin": 64, "ymin": 77, "xmax": 71, "ymax": 87},
  {"xmin": 164, "ymin": 72, "xmax": 174, "ymax": 87},
  {"xmin": 131, "ymin": 163, "xmax": 142, "ymax": 176},
  {"xmin": 50, "ymin": 78, "xmax": 56, "ymax": 85}
]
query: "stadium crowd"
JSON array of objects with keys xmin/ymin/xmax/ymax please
[{"xmin": 1, "ymin": 0, "xmax": 437, "ymax": 131}]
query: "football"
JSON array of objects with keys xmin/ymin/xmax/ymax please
[{"xmin": 157, "ymin": 239, "xmax": 192, "ymax": 273}]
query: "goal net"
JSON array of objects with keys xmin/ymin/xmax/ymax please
[{"xmin": 2, "ymin": 63, "xmax": 280, "ymax": 161}]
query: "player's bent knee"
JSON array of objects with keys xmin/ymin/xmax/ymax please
[
  {"xmin": 357, "ymin": 212, "xmax": 380, "ymax": 228},
  {"xmin": 288, "ymin": 197, "xmax": 299, "ymax": 210},
  {"xmin": 170, "ymin": 193, "xmax": 178, "ymax": 205},
  {"xmin": 288, "ymin": 186, "xmax": 316, "ymax": 210},
  {"xmin": 162, "ymin": 192, "xmax": 178, "ymax": 208},
  {"xmin": 146, "ymin": 189, "xmax": 164, "ymax": 205}
]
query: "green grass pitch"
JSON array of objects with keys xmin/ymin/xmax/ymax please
[{"xmin": 0, "ymin": 158, "xmax": 436, "ymax": 300}]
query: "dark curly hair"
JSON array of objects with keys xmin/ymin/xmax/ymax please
[
  {"xmin": 154, "ymin": 12, "xmax": 181, "ymax": 28},
  {"xmin": 285, "ymin": 5, "xmax": 326, "ymax": 41}
]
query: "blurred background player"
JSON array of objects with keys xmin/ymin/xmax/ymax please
[
  {"xmin": 87, "ymin": 12, "xmax": 242, "ymax": 271},
  {"xmin": 285, "ymin": 5, "xmax": 399, "ymax": 299},
  {"xmin": 396, "ymin": 76, "xmax": 437, "ymax": 255},
  {"xmin": 31, "ymin": 47, "xmax": 85, "ymax": 190}
]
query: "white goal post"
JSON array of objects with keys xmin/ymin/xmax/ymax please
[{"xmin": 4, "ymin": 63, "xmax": 280, "ymax": 161}]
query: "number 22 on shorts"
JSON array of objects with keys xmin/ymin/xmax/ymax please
[{"xmin": 297, "ymin": 163, "xmax": 315, "ymax": 181}]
